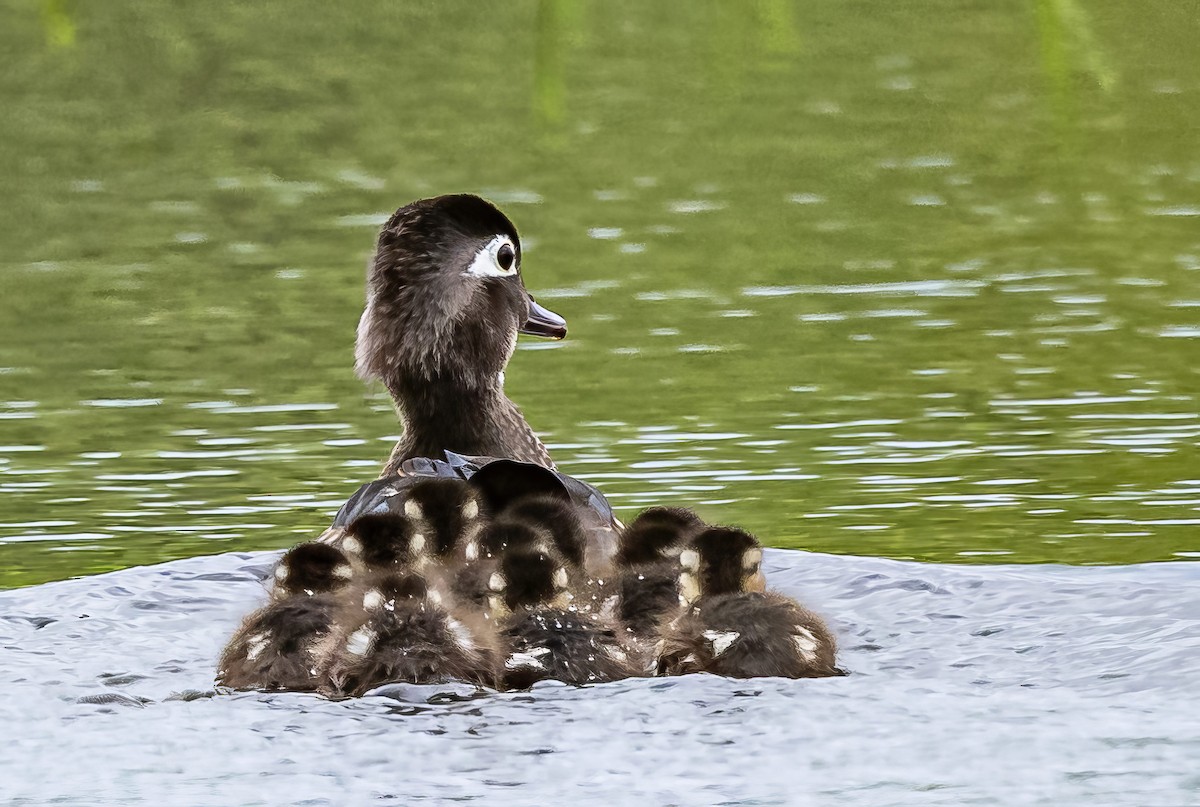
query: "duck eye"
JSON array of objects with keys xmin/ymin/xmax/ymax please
[{"xmin": 496, "ymin": 243, "xmax": 515, "ymax": 272}]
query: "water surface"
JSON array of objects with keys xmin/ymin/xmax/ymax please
[
  {"xmin": 3, "ymin": 1, "xmax": 1199, "ymax": 586},
  {"xmin": 3, "ymin": 549, "xmax": 1196, "ymax": 804}
]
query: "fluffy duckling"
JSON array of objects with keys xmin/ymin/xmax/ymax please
[
  {"xmin": 495, "ymin": 493, "xmax": 587, "ymax": 569},
  {"xmin": 678, "ymin": 526, "xmax": 766, "ymax": 602},
  {"xmin": 322, "ymin": 572, "xmax": 502, "ymax": 697},
  {"xmin": 494, "ymin": 541, "xmax": 644, "ymax": 689},
  {"xmin": 612, "ymin": 506, "xmax": 707, "ymax": 636},
  {"xmin": 616, "ymin": 506, "xmax": 705, "ymax": 567},
  {"xmin": 658, "ymin": 527, "xmax": 841, "ymax": 680},
  {"xmin": 444, "ymin": 517, "xmax": 553, "ymax": 617},
  {"xmin": 217, "ymin": 543, "xmax": 353, "ymax": 691},
  {"xmin": 401, "ymin": 477, "xmax": 489, "ymax": 560},
  {"xmin": 341, "ymin": 512, "xmax": 431, "ymax": 573}
]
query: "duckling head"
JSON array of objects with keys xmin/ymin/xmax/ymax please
[
  {"xmin": 355, "ymin": 194, "xmax": 566, "ymax": 393},
  {"xmin": 679, "ymin": 526, "xmax": 765, "ymax": 602},
  {"xmin": 401, "ymin": 478, "xmax": 488, "ymax": 558},
  {"xmin": 476, "ymin": 516, "xmax": 552, "ymax": 561},
  {"xmin": 344, "ymin": 512, "xmax": 430, "ymax": 571},
  {"xmin": 490, "ymin": 541, "xmax": 572, "ymax": 615},
  {"xmin": 617, "ymin": 506, "xmax": 706, "ymax": 567},
  {"xmin": 272, "ymin": 542, "xmax": 354, "ymax": 597},
  {"xmin": 360, "ymin": 571, "xmax": 432, "ymax": 613}
]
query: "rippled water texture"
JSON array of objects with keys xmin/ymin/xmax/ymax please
[
  {"xmin": 2, "ymin": 2, "xmax": 1199, "ymax": 585},
  {"xmin": 2, "ymin": 3, "xmax": 1200, "ymax": 802},
  {"xmin": 2, "ymin": 550, "xmax": 1198, "ymax": 804}
]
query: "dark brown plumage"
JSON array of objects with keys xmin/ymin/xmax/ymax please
[
  {"xmin": 610, "ymin": 506, "xmax": 707, "ymax": 637},
  {"xmin": 681, "ymin": 526, "xmax": 766, "ymax": 602},
  {"xmin": 217, "ymin": 543, "xmax": 353, "ymax": 691},
  {"xmin": 401, "ymin": 477, "xmax": 488, "ymax": 558},
  {"xmin": 657, "ymin": 525, "xmax": 840, "ymax": 680},
  {"xmin": 354, "ymin": 194, "xmax": 566, "ymax": 472},
  {"xmin": 616, "ymin": 506, "xmax": 705, "ymax": 566},
  {"xmin": 497, "ymin": 494, "xmax": 588, "ymax": 569},
  {"xmin": 343, "ymin": 512, "xmax": 429, "ymax": 571},
  {"xmin": 657, "ymin": 592, "xmax": 842, "ymax": 679},
  {"xmin": 322, "ymin": 572, "xmax": 502, "ymax": 697},
  {"xmin": 492, "ymin": 541, "xmax": 644, "ymax": 688}
]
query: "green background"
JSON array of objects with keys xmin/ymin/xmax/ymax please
[{"xmin": 2, "ymin": 0, "xmax": 1199, "ymax": 587}]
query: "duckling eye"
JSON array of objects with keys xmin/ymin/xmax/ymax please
[{"xmin": 497, "ymin": 243, "xmax": 515, "ymax": 272}]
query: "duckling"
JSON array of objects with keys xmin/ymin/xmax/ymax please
[
  {"xmin": 446, "ymin": 517, "xmax": 553, "ymax": 616},
  {"xmin": 492, "ymin": 541, "xmax": 644, "ymax": 689},
  {"xmin": 341, "ymin": 511, "xmax": 430, "ymax": 573},
  {"xmin": 657, "ymin": 526, "xmax": 841, "ymax": 680},
  {"xmin": 496, "ymin": 493, "xmax": 588, "ymax": 569},
  {"xmin": 400, "ymin": 477, "xmax": 489, "ymax": 560},
  {"xmin": 322, "ymin": 572, "xmax": 502, "ymax": 697},
  {"xmin": 354, "ymin": 194, "xmax": 567, "ymax": 473},
  {"xmin": 678, "ymin": 526, "xmax": 767, "ymax": 602},
  {"xmin": 616, "ymin": 506, "xmax": 705, "ymax": 567},
  {"xmin": 612, "ymin": 506, "xmax": 707, "ymax": 637},
  {"xmin": 217, "ymin": 543, "xmax": 353, "ymax": 691},
  {"xmin": 658, "ymin": 592, "xmax": 841, "ymax": 680}
]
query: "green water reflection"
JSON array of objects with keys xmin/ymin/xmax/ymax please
[{"xmin": 2, "ymin": 0, "xmax": 1199, "ymax": 587}]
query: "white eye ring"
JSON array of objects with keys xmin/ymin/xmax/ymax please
[{"xmin": 465, "ymin": 235, "xmax": 519, "ymax": 278}]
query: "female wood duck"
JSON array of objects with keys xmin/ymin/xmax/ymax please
[
  {"xmin": 321, "ymin": 571, "xmax": 503, "ymax": 697},
  {"xmin": 354, "ymin": 194, "xmax": 567, "ymax": 474},
  {"xmin": 657, "ymin": 527, "xmax": 842, "ymax": 679},
  {"xmin": 218, "ymin": 542, "xmax": 354, "ymax": 691}
]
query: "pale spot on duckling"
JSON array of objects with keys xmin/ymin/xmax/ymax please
[
  {"xmin": 403, "ymin": 499, "xmax": 424, "ymax": 520},
  {"xmin": 332, "ymin": 563, "xmax": 353, "ymax": 581},
  {"xmin": 679, "ymin": 571, "xmax": 700, "ymax": 605},
  {"xmin": 742, "ymin": 548, "xmax": 763, "ymax": 570},
  {"xmin": 341, "ymin": 536, "xmax": 362, "ymax": 556},
  {"xmin": 741, "ymin": 548, "xmax": 766, "ymax": 592},
  {"xmin": 464, "ymin": 540, "xmax": 479, "ymax": 562},
  {"xmin": 506, "ymin": 647, "xmax": 550, "ymax": 671},
  {"xmin": 446, "ymin": 617, "xmax": 476, "ymax": 654},
  {"xmin": 245, "ymin": 633, "xmax": 269, "ymax": 662},
  {"xmin": 345, "ymin": 627, "xmax": 377, "ymax": 657},
  {"xmin": 553, "ymin": 567, "xmax": 569, "ymax": 590},
  {"xmin": 461, "ymin": 499, "xmax": 479, "ymax": 521},
  {"xmin": 792, "ymin": 627, "xmax": 819, "ymax": 662},
  {"xmin": 274, "ymin": 564, "xmax": 289, "ymax": 583},
  {"xmin": 702, "ymin": 629, "xmax": 741, "ymax": 657},
  {"xmin": 679, "ymin": 549, "xmax": 700, "ymax": 572}
]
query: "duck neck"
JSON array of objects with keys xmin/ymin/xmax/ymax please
[{"xmin": 381, "ymin": 373, "xmax": 554, "ymax": 475}]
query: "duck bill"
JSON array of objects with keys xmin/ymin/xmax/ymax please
[{"xmin": 520, "ymin": 296, "xmax": 567, "ymax": 340}]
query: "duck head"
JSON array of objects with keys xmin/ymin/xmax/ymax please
[{"xmin": 355, "ymin": 194, "xmax": 566, "ymax": 392}]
